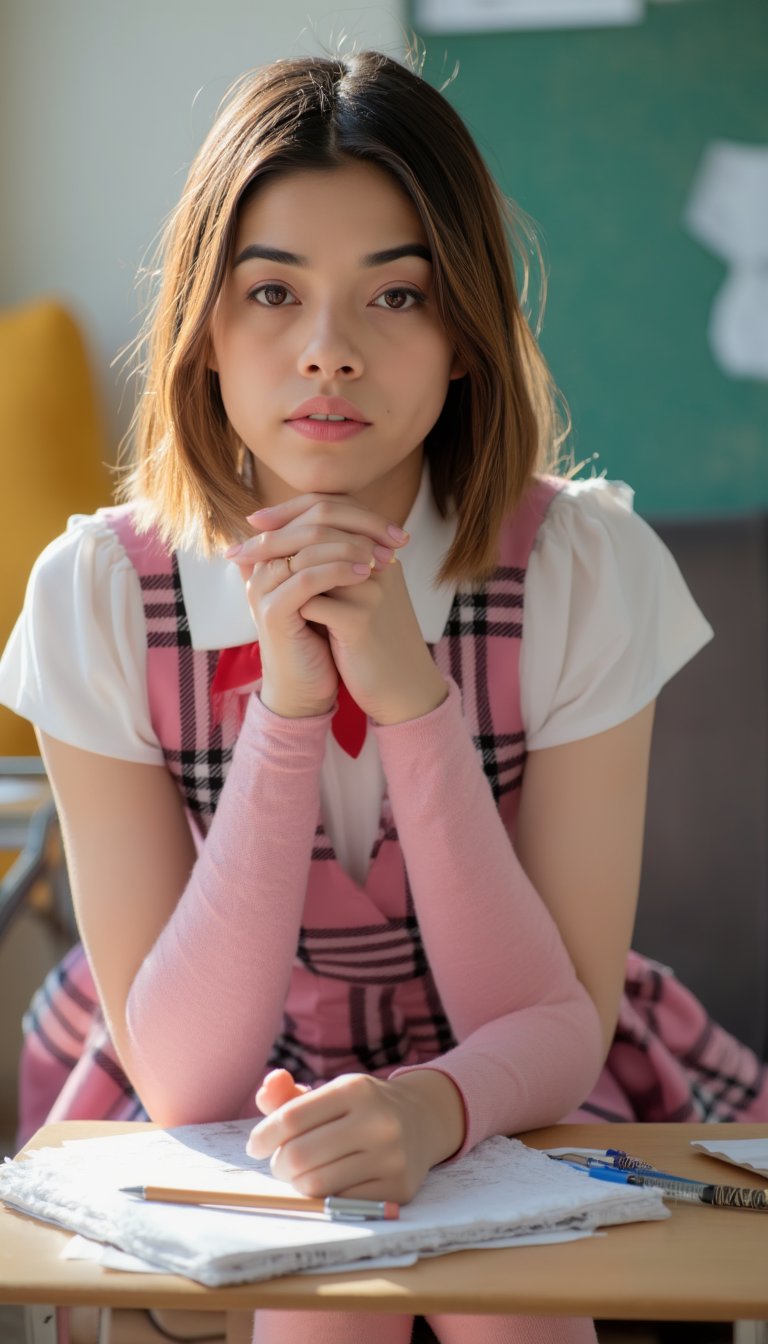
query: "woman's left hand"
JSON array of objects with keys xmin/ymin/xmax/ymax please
[
  {"xmin": 247, "ymin": 1068, "xmax": 448, "ymax": 1204},
  {"xmin": 247, "ymin": 494, "xmax": 448, "ymax": 726}
]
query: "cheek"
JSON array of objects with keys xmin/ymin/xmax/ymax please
[
  {"xmin": 419, "ymin": 344, "xmax": 459, "ymax": 428},
  {"xmin": 394, "ymin": 323, "xmax": 454, "ymax": 381},
  {"xmin": 215, "ymin": 329, "xmax": 274, "ymax": 400},
  {"xmin": 419, "ymin": 339, "xmax": 459, "ymax": 406},
  {"xmin": 418, "ymin": 320, "xmax": 458, "ymax": 384}
]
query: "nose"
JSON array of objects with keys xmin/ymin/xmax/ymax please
[{"xmin": 297, "ymin": 303, "xmax": 363, "ymax": 380}]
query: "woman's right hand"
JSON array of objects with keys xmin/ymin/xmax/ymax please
[{"xmin": 225, "ymin": 494, "xmax": 409, "ymax": 719}]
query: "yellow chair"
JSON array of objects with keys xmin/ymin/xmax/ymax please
[
  {"xmin": 0, "ymin": 300, "xmax": 111, "ymax": 1142},
  {"xmin": 0, "ymin": 295, "xmax": 110, "ymax": 883},
  {"xmin": 0, "ymin": 297, "xmax": 110, "ymax": 757}
]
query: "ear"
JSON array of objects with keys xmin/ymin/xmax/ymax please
[{"xmin": 449, "ymin": 352, "xmax": 467, "ymax": 380}]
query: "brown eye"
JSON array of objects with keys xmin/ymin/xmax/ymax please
[
  {"xmin": 372, "ymin": 287, "xmax": 425, "ymax": 311},
  {"xmin": 248, "ymin": 284, "xmax": 296, "ymax": 307}
]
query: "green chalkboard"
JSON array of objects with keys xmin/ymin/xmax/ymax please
[{"xmin": 414, "ymin": 0, "xmax": 768, "ymax": 515}]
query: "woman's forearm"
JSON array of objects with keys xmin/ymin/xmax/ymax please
[
  {"xmin": 374, "ymin": 678, "xmax": 605, "ymax": 1154},
  {"xmin": 124, "ymin": 693, "xmax": 332, "ymax": 1125}
]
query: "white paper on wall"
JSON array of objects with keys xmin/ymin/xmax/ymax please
[
  {"xmin": 709, "ymin": 269, "xmax": 768, "ymax": 381},
  {"xmin": 684, "ymin": 140, "xmax": 768, "ymax": 380},
  {"xmin": 415, "ymin": 0, "xmax": 643, "ymax": 34}
]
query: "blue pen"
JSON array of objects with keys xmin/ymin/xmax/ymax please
[
  {"xmin": 545, "ymin": 1150, "xmax": 700, "ymax": 1184},
  {"xmin": 581, "ymin": 1157, "xmax": 702, "ymax": 1186}
]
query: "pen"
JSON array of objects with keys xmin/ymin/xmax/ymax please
[
  {"xmin": 545, "ymin": 1147, "xmax": 657, "ymax": 1172},
  {"xmin": 552, "ymin": 1154, "xmax": 702, "ymax": 1185},
  {"xmin": 557, "ymin": 1165, "xmax": 768, "ymax": 1210},
  {"xmin": 120, "ymin": 1184, "xmax": 400, "ymax": 1222}
]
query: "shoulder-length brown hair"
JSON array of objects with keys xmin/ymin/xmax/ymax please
[{"xmin": 120, "ymin": 49, "xmax": 570, "ymax": 583}]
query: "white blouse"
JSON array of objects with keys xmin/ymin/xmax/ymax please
[{"xmin": 0, "ymin": 472, "xmax": 713, "ymax": 884}]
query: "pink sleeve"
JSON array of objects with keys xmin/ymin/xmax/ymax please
[
  {"xmin": 123, "ymin": 693, "xmax": 332, "ymax": 1125},
  {"xmin": 373, "ymin": 679, "xmax": 605, "ymax": 1159}
]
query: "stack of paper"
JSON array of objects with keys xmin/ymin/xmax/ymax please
[{"xmin": 1, "ymin": 1120, "xmax": 667, "ymax": 1287}]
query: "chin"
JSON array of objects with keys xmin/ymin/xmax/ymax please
[{"xmin": 298, "ymin": 466, "xmax": 372, "ymax": 495}]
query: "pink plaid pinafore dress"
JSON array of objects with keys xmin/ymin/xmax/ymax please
[{"xmin": 17, "ymin": 477, "xmax": 768, "ymax": 1144}]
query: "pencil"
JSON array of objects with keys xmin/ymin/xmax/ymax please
[{"xmin": 120, "ymin": 1184, "xmax": 400, "ymax": 1221}]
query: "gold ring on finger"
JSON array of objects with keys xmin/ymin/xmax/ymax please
[{"xmin": 286, "ymin": 554, "xmax": 297, "ymax": 575}]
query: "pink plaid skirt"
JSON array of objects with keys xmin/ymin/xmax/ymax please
[{"xmin": 17, "ymin": 944, "xmax": 768, "ymax": 1147}]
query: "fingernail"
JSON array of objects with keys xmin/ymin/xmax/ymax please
[
  {"xmin": 387, "ymin": 524, "xmax": 409, "ymax": 542},
  {"xmin": 224, "ymin": 543, "xmax": 244, "ymax": 557},
  {"xmin": 373, "ymin": 544, "xmax": 394, "ymax": 564},
  {"xmin": 246, "ymin": 506, "xmax": 274, "ymax": 522},
  {"xmin": 352, "ymin": 561, "xmax": 373, "ymax": 574}
]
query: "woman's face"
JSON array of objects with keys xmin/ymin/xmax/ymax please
[{"xmin": 209, "ymin": 160, "xmax": 464, "ymax": 520}]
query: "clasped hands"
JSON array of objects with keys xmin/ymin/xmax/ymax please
[
  {"xmin": 226, "ymin": 492, "xmax": 448, "ymax": 726},
  {"xmin": 247, "ymin": 1067, "xmax": 466, "ymax": 1205}
]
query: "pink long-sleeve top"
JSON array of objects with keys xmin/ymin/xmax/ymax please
[{"xmin": 125, "ymin": 678, "xmax": 605, "ymax": 1156}]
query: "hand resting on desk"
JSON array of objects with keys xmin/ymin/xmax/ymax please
[{"xmin": 247, "ymin": 1066, "xmax": 466, "ymax": 1205}]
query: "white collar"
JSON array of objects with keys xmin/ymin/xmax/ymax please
[{"xmin": 176, "ymin": 464, "xmax": 458, "ymax": 651}]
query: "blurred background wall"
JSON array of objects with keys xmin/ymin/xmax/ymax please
[
  {"xmin": 1, "ymin": 0, "xmax": 764, "ymax": 515},
  {"xmin": 413, "ymin": 0, "xmax": 768, "ymax": 514}
]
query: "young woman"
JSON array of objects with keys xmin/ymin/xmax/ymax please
[{"xmin": 2, "ymin": 49, "xmax": 764, "ymax": 1344}]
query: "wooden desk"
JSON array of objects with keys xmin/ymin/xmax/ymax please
[{"xmin": 2, "ymin": 1122, "xmax": 767, "ymax": 1343}]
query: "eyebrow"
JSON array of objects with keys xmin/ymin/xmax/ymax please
[{"xmin": 232, "ymin": 243, "xmax": 432, "ymax": 268}]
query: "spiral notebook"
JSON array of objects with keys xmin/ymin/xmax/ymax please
[{"xmin": 0, "ymin": 1119, "xmax": 667, "ymax": 1287}]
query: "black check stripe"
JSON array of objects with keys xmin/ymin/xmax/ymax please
[
  {"xmin": 142, "ymin": 566, "xmax": 190, "ymax": 647},
  {"xmin": 298, "ymin": 918, "xmax": 427, "ymax": 984},
  {"xmin": 431, "ymin": 566, "xmax": 528, "ymax": 803},
  {"xmin": 162, "ymin": 745, "xmax": 231, "ymax": 817},
  {"xmin": 141, "ymin": 561, "xmax": 235, "ymax": 817},
  {"xmin": 267, "ymin": 980, "xmax": 454, "ymax": 1081}
]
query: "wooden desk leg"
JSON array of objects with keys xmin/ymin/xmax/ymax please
[
  {"xmin": 226, "ymin": 1309, "xmax": 254, "ymax": 1344},
  {"xmin": 733, "ymin": 1324, "xmax": 768, "ymax": 1344}
]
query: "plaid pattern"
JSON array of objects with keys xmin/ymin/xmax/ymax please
[
  {"xmin": 567, "ymin": 951, "xmax": 768, "ymax": 1124},
  {"xmin": 142, "ymin": 557, "xmax": 240, "ymax": 827},
  {"xmin": 16, "ymin": 481, "xmax": 768, "ymax": 1145}
]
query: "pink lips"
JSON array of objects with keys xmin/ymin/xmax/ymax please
[
  {"xmin": 286, "ymin": 395, "xmax": 371, "ymax": 441},
  {"xmin": 289, "ymin": 418, "xmax": 368, "ymax": 442}
]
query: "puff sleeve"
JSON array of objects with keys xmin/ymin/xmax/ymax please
[
  {"xmin": 521, "ymin": 478, "xmax": 714, "ymax": 750},
  {"xmin": 0, "ymin": 514, "xmax": 163, "ymax": 763}
]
